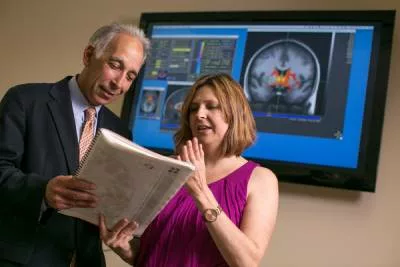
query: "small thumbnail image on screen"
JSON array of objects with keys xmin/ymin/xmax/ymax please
[
  {"xmin": 138, "ymin": 89, "xmax": 162, "ymax": 119},
  {"xmin": 160, "ymin": 85, "xmax": 190, "ymax": 131}
]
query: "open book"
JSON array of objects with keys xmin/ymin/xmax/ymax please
[{"xmin": 59, "ymin": 128, "xmax": 195, "ymax": 236}]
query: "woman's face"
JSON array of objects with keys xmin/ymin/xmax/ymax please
[{"xmin": 188, "ymin": 85, "xmax": 229, "ymax": 149}]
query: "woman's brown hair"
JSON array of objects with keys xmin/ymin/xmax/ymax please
[{"xmin": 174, "ymin": 73, "xmax": 256, "ymax": 157}]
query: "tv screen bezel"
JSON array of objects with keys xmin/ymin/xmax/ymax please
[{"xmin": 121, "ymin": 10, "xmax": 395, "ymax": 192}]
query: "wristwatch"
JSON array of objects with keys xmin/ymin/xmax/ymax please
[{"xmin": 203, "ymin": 205, "xmax": 222, "ymax": 222}]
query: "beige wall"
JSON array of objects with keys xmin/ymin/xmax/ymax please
[{"xmin": 1, "ymin": 0, "xmax": 399, "ymax": 266}]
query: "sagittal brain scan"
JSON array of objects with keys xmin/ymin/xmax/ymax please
[
  {"xmin": 161, "ymin": 86, "xmax": 190, "ymax": 130},
  {"xmin": 244, "ymin": 39, "xmax": 320, "ymax": 115}
]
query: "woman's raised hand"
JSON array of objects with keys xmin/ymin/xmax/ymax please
[{"xmin": 178, "ymin": 137, "xmax": 207, "ymax": 198}]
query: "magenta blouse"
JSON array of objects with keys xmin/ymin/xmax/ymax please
[{"xmin": 136, "ymin": 161, "xmax": 258, "ymax": 267}]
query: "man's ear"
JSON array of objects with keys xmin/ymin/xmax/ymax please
[{"xmin": 83, "ymin": 45, "xmax": 96, "ymax": 66}]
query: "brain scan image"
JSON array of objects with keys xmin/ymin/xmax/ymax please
[
  {"xmin": 138, "ymin": 90, "xmax": 161, "ymax": 118},
  {"xmin": 161, "ymin": 87, "xmax": 189, "ymax": 129},
  {"xmin": 244, "ymin": 39, "xmax": 320, "ymax": 115}
]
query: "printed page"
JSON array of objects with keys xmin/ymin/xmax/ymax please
[{"xmin": 59, "ymin": 129, "xmax": 195, "ymax": 236}]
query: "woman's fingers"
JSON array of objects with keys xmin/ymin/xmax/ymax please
[
  {"xmin": 119, "ymin": 221, "xmax": 138, "ymax": 237},
  {"xmin": 110, "ymin": 218, "xmax": 130, "ymax": 237},
  {"xmin": 98, "ymin": 214, "xmax": 137, "ymax": 245},
  {"xmin": 178, "ymin": 138, "xmax": 204, "ymax": 165},
  {"xmin": 182, "ymin": 144, "xmax": 189, "ymax": 162},
  {"xmin": 199, "ymin": 143, "xmax": 204, "ymax": 158},
  {"xmin": 186, "ymin": 140, "xmax": 196, "ymax": 163},
  {"xmin": 99, "ymin": 214, "xmax": 110, "ymax": 241},
  {"xmin": 192, "ymin": 137, "xmax": 201, "ymax": 159},
  {"xmin": 187, "ymin": 139, "xmax": 202, "ymax": 163}
]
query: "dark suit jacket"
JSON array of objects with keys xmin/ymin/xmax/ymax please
[{"xmin": 0, "ymin": 76, "xmax": 131, "ymax": 266}]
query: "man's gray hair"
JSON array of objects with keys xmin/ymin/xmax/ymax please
[{"xmin": 89, "ymin": 23, "xmax": 150, "ymax": 61}]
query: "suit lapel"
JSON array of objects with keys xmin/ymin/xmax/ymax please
[
  {"xmin": 47, "ymin": 77, "xmax": 79, "ymax": 173},
  {"xmin": 97, "ymin": 106, "xmax": 114, "ymax": 130},
  {"xmin": 97, "ymin": 106, "xmax": 107, "ymax": 130}
]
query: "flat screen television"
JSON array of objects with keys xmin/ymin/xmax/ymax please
[{"xmin": 121, "ymin": 10, "xmax": 395, "ymax": 192}]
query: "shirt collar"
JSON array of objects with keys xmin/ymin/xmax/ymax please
[{"xmin": 68, "ymin": 76, "xmax": 101, "ymax": 117}]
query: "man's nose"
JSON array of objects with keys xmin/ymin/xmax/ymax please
[{"xmin": 111, "ymin": 73, "xmax": 125, "ymax": 90}]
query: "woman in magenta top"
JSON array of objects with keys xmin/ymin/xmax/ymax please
[{"xmin": 100, "ymin": 73, "xmax": 279, "ymax": 266}]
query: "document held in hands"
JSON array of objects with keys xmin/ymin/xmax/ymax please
[{"xmin": 59, "ymin": 128, "xmax": 195, "ymax": 236}]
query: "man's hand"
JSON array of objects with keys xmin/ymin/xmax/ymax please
[{"xmin": 45, "ymin": 175, "xmax": 98, "ymax": 210}]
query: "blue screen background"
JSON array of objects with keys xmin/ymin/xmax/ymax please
[{"xmin": 132, "ymin": 26, "xmax": 373, "ymax": 169}]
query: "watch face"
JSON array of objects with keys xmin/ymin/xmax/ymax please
[{"xmin": 204, "ymin": 209, "xmax": 218, "ymax": 222}]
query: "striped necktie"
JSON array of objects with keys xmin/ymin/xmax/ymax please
[
  {"xmin": 71, "ymin": 107, "xmax": 96, "ymax": 266},
  {"xmin": 79, "ymin": 107, "xmax": 96, "ymax": 162}
]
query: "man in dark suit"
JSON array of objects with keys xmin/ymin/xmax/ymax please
[{"xmin": 0, "ymin": 23, "xmax": 150, "ymax": 266}]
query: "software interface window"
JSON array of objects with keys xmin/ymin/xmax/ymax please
[{"xmin": 132, "ymin": 24, "xmax": 374, "ymax": 168}]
